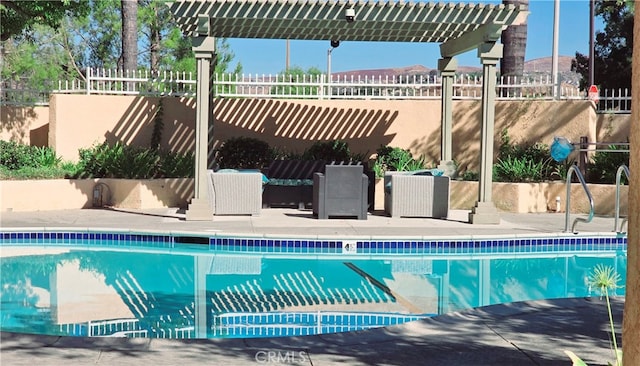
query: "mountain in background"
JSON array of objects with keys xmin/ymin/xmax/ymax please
[{"xmin": 334, "ymin": 56, "xmax": 581, "ymax": 86}]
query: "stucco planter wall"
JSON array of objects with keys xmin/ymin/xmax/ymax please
[
  {"xmin": 1, "ymin": 178, "xmax": 627, "ymax": 215},
  {"xmin": 1, "ymin": 178, "xmax": 193, "ymax": 212},
  {"xmin": 450, "ymin": 181, "xmax": 628, "ymax": 215},
  {"xmin": 373, "ymin": 179, "xmax": 627, "ymax": 215}
]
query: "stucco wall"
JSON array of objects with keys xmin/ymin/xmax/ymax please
[
  {"xmin": 0, "ymin": 105, "xmax": 50, "ymax": 146},
  {"xmin": 2, "ymin": 95, "xmax": 631, "ymax": 173},
  {"xmin": 597, "ymin": 113, "xmax": 632, "ymax": 143},
  {"xmin": 48, "ymin": 95, "xmax": 197, "ymax": 162},
  {"xmin": 44, "ymin": 95, "xmax": 612, "ymax": 171},
  {"xmin": 0, "ymin": 178, "xmax": 193, "ymax": 212}
]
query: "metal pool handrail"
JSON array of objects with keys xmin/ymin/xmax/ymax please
[
  {"xmin": 564, "ymin": 165, "xmax": 595, "ymax": 233},
  {"xmin": 614, "ymin": 164, "xmax": 630, "ymax": 233}
]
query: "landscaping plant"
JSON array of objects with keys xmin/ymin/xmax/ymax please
[
  {"xmin": 493, "ymin": 156, "xmax": 545, "ymax": 183},
  {"xmin": 302, "ymin": 140, "xmax": 353, "ymax": 162},
  {"xmin": 215, "ymin": 136, "xmax": 274, "ymax": 170},
  {"xmin": 0, "ymin": 140, "xmax": 76, "ymax": 179},
  {"xmin": 587, "ymin": 145, "xmax": 630, "ymax": 184},
  {"xmin": 494, "ymin": 129, "xmax": 558, "ymax": 182},
  {"xmin": 564, "ymin": 264, "xmax": 623, "ymax": 366},
  {"xmin": 76, "ymin": 141, "xmax": 193, "ymax": 178},
  {"xmin": 371, "ymin": 145, "xmax": 428, "ymax": 178}
]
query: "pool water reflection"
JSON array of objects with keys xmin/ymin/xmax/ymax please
[{"xmin": 0, "ymin": 243, "xmax": 627, "ymax": 339}]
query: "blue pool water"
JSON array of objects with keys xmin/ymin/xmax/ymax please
[{"xmin": 0, "ymin": 230, "xmax": 627, "ymax": 339}]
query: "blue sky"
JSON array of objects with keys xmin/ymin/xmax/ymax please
[{"xmin": 226, "ymin": 0, "xmax": 604, "ymax": 75}]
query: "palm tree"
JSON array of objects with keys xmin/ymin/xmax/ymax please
[
  {"xmin": 500, "ymin": 0, "xmax": 529, "ymax": 97},
  {"xmin": 121, "ymin": 0, "xmax": 138, "ymax": 74}
]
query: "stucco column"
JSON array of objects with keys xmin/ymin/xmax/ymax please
[
  {"xmin": 437, "ymin": 57, "xmax": 457, "ymax": 177},
  {"xmin": 186, "ymin": 34, "xmax": 216, "ymax": 221},
  {"xmin": 469, "ymin": 42, "xmax": 502, "ymax": 225}
]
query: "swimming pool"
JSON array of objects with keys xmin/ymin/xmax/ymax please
[{"xmin": 0, "ymin": 229, "xmax": 627, "ymax": 339}]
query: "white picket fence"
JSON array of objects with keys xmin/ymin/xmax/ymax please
[{"xmin": 0, "ymin": 67, "xmax": 631, "ymax": 113}]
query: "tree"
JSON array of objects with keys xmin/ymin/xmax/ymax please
[
  {"xmin": 120, "ymin": 0, "xmax": 137, "ymax": 73},
  {"xmin": 572, "ymin": 0, "xmax": 634, "ymax": 91},
  {"xmin": 623, "ymin": 6, "xmax": 639, "ymax": 366},
  {"xmin": 500, "ymin": 0, "xmax": 529, "ymax": 82},
  {"xmin": 0, "ymin": 23, "xmax": 73, "ymax": 101},
  {"xmin": 70, "ymin": 0, "xmax": 122, "ymax": 70},
  {"xmin": 1, "ymin": 1, "xmax": 240, "ymax": 92},
  {"xmin": 139, "ymin": 0, "xmax": 171, "ymax": 74},
  {"xmin": 0, "ymin": 0, "xmax": 88, "ymax": 41},
  {"xmin": 270, "ymin": 66, "xmax": 322, "ymax": 97}
]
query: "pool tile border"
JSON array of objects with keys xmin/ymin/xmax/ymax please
[{"xmin": 0, "ymin": 228, "xmax": 628, "ymax": 255}]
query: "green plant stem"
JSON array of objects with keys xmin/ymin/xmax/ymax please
[{"xmin": 604, "ymin": 288, "xmax": 621, "ymax": 366}]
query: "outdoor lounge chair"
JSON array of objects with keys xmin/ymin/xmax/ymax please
[
  {"xmin": 208, "ymin": 170, "xmax": 262, "ymax": 215},
  {"xmin": 384, "ymin": 171, "xmax": 449, "ymax": 219},
  {"xmin": 262, "ymin": 159, "xmax": 376, "ymax": 211},
  {"xmin": 262, "ymin": 159, "xmax": 326, "ymax": 209},
  {"xmin": 313, "ymin": 165, "xmax": 368, "ymax": 220}
]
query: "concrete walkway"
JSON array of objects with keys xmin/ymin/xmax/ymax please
[
  {"xmin": 0, "ymin": 207, "xmax": 622, "ymax": 238},
  {"xmin": 0, "ymin": 208, "xmax": 626, "ymax": 365}
]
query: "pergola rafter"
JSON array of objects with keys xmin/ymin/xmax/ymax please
[{"xmin": 170, "ymin": 0, "xmax": 525, "ymax": 44}]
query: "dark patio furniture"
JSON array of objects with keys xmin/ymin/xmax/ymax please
[
  {"xmin": 262, "ymin": 160, "xmax": 326, "ymax": 209},
  {"xmin": 262, "ymin": 160, "xmax": 375, "ymax": 211},
  {"xmin": 313, "ymin": 165, "xmax": 368, "ymax": 220}
]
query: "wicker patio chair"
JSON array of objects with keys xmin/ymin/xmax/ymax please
[
  {"xmin": 208, "ymin": 170, "xmax": 262, "ymax": 215},
  {"xmin": 384, "ymin": 172, "xmax": 449, "ymax": 219}
]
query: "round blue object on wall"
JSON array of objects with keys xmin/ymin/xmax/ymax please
[{"xmin": 550, "ymin": 137, "xmax": 574, "ymax": 162}]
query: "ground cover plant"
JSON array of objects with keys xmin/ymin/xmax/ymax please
[{"xmin": 0, "ymin": 140, "xmax": 193, "ymax": 179}]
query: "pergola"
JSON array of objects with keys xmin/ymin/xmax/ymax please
[{"xmin": 167, "ymin": 0, "xmax": 528, "ymax": 224}]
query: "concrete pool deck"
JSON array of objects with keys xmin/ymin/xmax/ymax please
[{"xmin": 0, "ymin": 208, "xmax": 627, "ymax": 365}]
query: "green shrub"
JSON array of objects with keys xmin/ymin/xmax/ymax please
[
  {"xmin": 494, "ymin": 156, "xmax": 544, "ymax": 183},
  {"xmin": 0, "ymin": 140, "xmax": 32, "ymax": 169},
  {"xmin": 371, "ymin": 146, "xmax": 428, "ymax": 178},
  {"xmin": 550, "ymin": 159, "xmax": 576, "ymax": 181},
  {"xmin": 215, "ymin": 137, "xmax": 274, "ymax": 169},
  {"xmin": 0, "ymin": 140, "xmax": 61, "ymax": 170},
  {"xmin": 495, "ymin": 129, "xmax": 557, "ymax": 182},
  {"xmin": 460, "ymin": 170, "xmax": 479, "ymax": 181},
  {"xmin": 302, "ymin": 140, "xmax": 352, "ymax": 162},
  {"xmin": 76, "ymin": 142, "xmax": 193, "ymax": 179},
  {"xmin": 32, "ymin": 146, "xmax": 62, "ymax": 167},
  {"xmin": 160, "ymin": 151, "xmax": 194, "ymax": 178},
  {"xmin": 0, "ymin": 141, "xmax": 70, "ymax": 179},
  {"xmin": 270, "ymin": 146, "xmax": 303, "ymax": 160},
  {"xmin": 587, "ymin": 145, "xmax": 629, "ymax": 184},
  {"xmin": 77, "ymin": 142, "xmax": 125, "ymax": 178},
  {"xmin": 0, "ymin": 140, "xmax": 193, "ymax": 179}
]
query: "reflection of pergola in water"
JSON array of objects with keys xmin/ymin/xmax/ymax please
[{"xmin": 167, "ymin": 0, "xmax": 528, "ymax": 224}]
